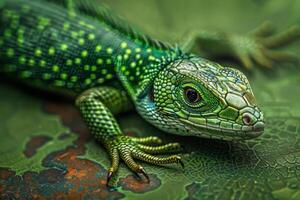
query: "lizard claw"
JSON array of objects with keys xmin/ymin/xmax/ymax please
[
  {"xmin": 138, "ymin": 166, "xmax": 150, "ymax": 183},
  {"xmin": 106, "ymin": 170, "xmax": 113, "ymax": 186},
  {"xmin": 104, "ymin": 135, "xmax": 183, "ymax": 185}
]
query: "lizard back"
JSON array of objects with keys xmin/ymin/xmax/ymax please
[{"xmin": 0, "ymin": 0, "xmax": 177, "ymax": 94}]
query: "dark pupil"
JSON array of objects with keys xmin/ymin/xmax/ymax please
[{"xmin": 185, "ymin": 88, "xmax": 199, "ymax": 103}]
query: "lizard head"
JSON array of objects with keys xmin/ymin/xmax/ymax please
[{"xmin": 140, "ymin": 56, "xmax": 264, "ymax": 140}]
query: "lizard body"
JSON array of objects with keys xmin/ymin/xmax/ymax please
[
  {"xmin": 1, "ymin": 0, "xmax": 299, "ymax": 185},
  {"xmin": 0, "ymin": 0, "xmax": 176, "ymax": 93}
]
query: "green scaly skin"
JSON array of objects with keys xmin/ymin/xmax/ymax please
[{"xmin": 0, "ymin": 0, "xmax": 299, "ymax": 185}]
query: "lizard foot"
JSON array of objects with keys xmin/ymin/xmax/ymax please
[
  {"xmin": 228, "ymin": 21, "xmax": 300, "ymax": 69},
  {"xmin": 104, "ymin": 136, "xmax": 183, "ymax": 186}
]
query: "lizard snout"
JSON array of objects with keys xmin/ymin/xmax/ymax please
[{"xmin": 240, "ymin": 107, "xmax": 264, "ymax": 138}]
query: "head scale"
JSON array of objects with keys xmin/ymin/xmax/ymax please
[{"xmin": 137, "ymin": 56, "xmax": 264, "ymax": 140}]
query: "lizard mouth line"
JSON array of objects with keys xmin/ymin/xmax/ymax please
[{"xmin": 179, "ymin": 118, "xmax": 263, "ymax": 139}]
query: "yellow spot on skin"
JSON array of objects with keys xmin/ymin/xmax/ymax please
[
  {"xmin": 61, "ymin": 44, "xmax": 68, "ymax": 51},
  {"xmin": 125, "ymin": 49, "xmax": 132, "ymax": 54},
  {"xmin": 60, "ymin": 73, "xmax": 67, "ymax": 80},
  {"xmin": 147, "ymin": 48, "xmax": 152, "ymax": 53},
  {"xmin": 66, "ymin": 59, "xmax": 73, "ymax": 66},
  {"xmin": 130, "ymin": 62, "xmax": 136, "ymax": 68},
  {"xmin": 148, "ymin": 55, "xmax": 156, "ymax": 61},
  {"xmin": 121, "ymin": 66, "xmax": 126, "ymax": 71},
  {"xmin": 84, "ymin": 65, "xmax": 90, "ymax": 71},
  {"xmin": 38, "ymin": 17, "xmax": 50, "ymax": 27},
  {"xmin": 90, "ymin": 74, "xmax": 96, "ymax": 79},
  {"xmin": 7, "ymin": 48, "xmax": 14, "ymax": 57},
  {"xmin": 97, "ymin": 58, "xmax": 103, "ymax": 65},
  {"xmin": 106, "ymin": 48, "xmax": 113, "ymax": 54},
  {"xmin": 39, "ymin": 60, "xmax": 46, "ymax": 67},
  {"xmin": 86, "ymin": 24, "xmax": 95, "ymax": 30},
  {"xmin": 17, "ymin": 28, "xmax": 25, "ymax": 36},
  {"xmin": 19, "ymin": 56, "xmax": 26, "ymax": 64},
  {"xmin": 106, "ymin": 74, "xmax": 113, "ymax": 79},
  {"xmin": 81, "ymin": 50, "xmax": 88, "ymax": 57},
  {"xmin": 71, "ymin": 31, "xmax": 78, "ymax": 38},
  {"xmin": 78, "ymin": 38, "xmax": 85, "ymax": 45},
  {"xmin": 85, "ymin": 79, "xmax": 92, "ymax": 85},
  {"xmin": 123, "ymin": 54, "xmax": 129, "ymax": 60},
  {"xmin": 135, "ymin": 54, "xmax": 141, "ymax": 59},
  {"xmin": 138, "ymin": 60, "xmax": 143, "ymax": 65},
  {"xmin": 135, "ymin": 48, "xmax": 141, "ymax": 53},
  {"xmin": 52, "ymin": 65, "xmax": 59, "ymax": 72},
  {"xmin": 35, "ymin": 49, "xmax": 42, "ymax": 57},
  {"xmin": 88, "ymin": 33, "xmax": 95, "ymax": 40},
  {"xmin": 97, "ymin": 78, "xmax": 105, "ymax": 84},
  {"xmin": 120, "ymin": 42, "xmax": 127, "ymax": 48},
  {"xmin": 106, "ymin": 59, "xmax": 112, "ymax": 64},
  {"xmin": 91, "ymin": 66, "xmax": 97, "ymax": 71},
  {"xmin": 42, "ymin": 73, "xmax": 51, "ymax": 80},
  {"xmin": 68, "ymin": 11, "xmax": 76, "ymax": 18},
  {"xmin": 75, "ymin": 58, "xmax": 81, "ymax": 64},
  {"xmin": 71, "ymin": 76, "xmax": 78, "ymax": 82},
  {"xmin": 63, "ymin": 23, "xmax": 70, "ymax": 30},
  {"xmin": 125, "ymin": 71, "xmax": 130, "ymax": 76},
  {"xmin": 17, "ymin": 37, "xmax": 24, "ymax": 46},
  {"xmin": 48, "ymin": 47, "xmax": 55, "ymax": 55},
  {"xmin": 101, "ymin": 69, "xmax": 107, "ymax": 74},
  {"xmin": 79, "ymin": 30, "xmax": 85, "ymax": 36},
  {"xmin": 95, "ymin": 45, "xmax": 102, "ymax": 52},
  {"xmin": 117, "ymin": 55, "xmax": 122, "ymax": 61},
  {"xmin": 129, "ymin": 76, "xmax": 135, "ymax": 81},
  {"xmin": 54, "ymin": 80, "xmax": 64, "ymax": 86},
  {"xmin": 37, "ymin": 25, "xmax": 44, "ymax": 31},
  {"xmin": 79, "ymin": 21, "xmax": 86, "ymax": 26},
  {"xmin": 28, "ymin": 59, "xmax": 35, "ymax": 66}
]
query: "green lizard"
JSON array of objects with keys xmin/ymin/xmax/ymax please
[{"xmin": 0, "ymin": 0, "xmax": 299, "ymax": 185}]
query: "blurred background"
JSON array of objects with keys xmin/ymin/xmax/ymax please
[{"xmin": 0, "ymin": 0, "xmax": 300, "ymax": 199}]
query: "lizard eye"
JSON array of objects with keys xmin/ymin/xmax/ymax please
[{"xmin": 184, "ymin": 87, "xmax": 201, "ymax": 104}]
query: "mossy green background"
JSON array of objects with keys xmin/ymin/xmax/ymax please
[{"xmin": 0, "ymin": 0, "xmax": 300, "ymax": 199}]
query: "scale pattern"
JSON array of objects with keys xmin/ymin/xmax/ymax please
[{"xmin": 0, "ymin": 0, "xmax": 178, "ymax": 93}]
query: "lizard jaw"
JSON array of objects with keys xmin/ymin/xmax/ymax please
[{"xmin": 179, "ymin": 117, "xmax": 264, "ymax": 140}]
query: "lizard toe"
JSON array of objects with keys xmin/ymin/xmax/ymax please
[{"xmin": 105, "ymin": 136, "xmax": 183, "ymax": 185}]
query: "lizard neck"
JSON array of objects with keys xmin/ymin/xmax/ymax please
[{"xmin": 115, "ymin": 44, "xmax": 182, "ymax": 102}]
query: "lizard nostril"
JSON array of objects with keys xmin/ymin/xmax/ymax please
[{"xmin": 243, "ymin": 114, "xmax": 252, "ymax": 125}]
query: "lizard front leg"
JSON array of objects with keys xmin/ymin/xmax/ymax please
[
  {"xmin": 181, "ymin": 21, "xmax": 300, "ymax": 69},
  {"xmin": 75, "ymin": 87, "xmax": 183, "ymax": 186}
]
